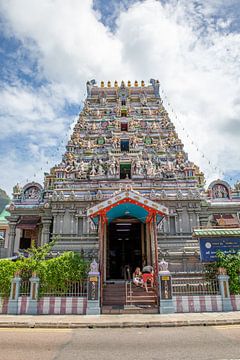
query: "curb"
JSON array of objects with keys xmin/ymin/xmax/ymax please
[{"xmin": 0, "ymin": 319, "xmax": 240, "ymax": 329}]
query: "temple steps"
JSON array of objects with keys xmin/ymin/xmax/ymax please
[
  {"xmin": 103, "ymin": 283, "xmax": 125, "ymax": 306},
  {"xmin": 102, "ymin": 282, "xmax": 158, "ymax": 314}
]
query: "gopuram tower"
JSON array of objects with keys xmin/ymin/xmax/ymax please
[{"xmin": 44, "ymin": 79, "xmax": 205, "ymax": 274}]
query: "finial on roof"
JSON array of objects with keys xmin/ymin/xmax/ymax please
[
  {"xmin": 134, "ymin": 80, "xmax": 138, "ymax": 87},
  {"xmin": 101, "ymin": 81, "xmax": 104, "ymax": 88},
  {"xmin": 127, "ymin": 80, "xmax": 131, "ymax": 87},
  {"xmin": 121, "ymin": 80, "xmax": 125, "ymax": 88},
  {"xmin": 107, "ymin": 81, "xmax": 111, "ymax": 87},
  {"xmin": 114, "ymin": 80, "xmax": 118, "ymax": 88},
  {"xmin": 141, "ymin": 80, "xmax": 145, "ymax": 86}
]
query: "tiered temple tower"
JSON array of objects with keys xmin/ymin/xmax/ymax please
[{"xmin": 45, "ymin": 79, "xmax": 204, "ymax": 189}]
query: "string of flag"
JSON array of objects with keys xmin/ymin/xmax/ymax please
[
  {"xmin": 158, "ymin": 85, "xmax": 236, "ymax": 184},
  {"xmin": 22, "ymin": 96, "xmax": 86, "ymax": 186}
]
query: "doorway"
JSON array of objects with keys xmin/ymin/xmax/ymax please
[
  {"xmin": 120, "ymin": 163, "xmax": 131, "ymax": 179},
  {"xmin": 107, "ymin": 219, "xmax": 142, "ymax": 280}
]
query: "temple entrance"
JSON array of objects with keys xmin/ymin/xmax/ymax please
[
  {"xmin": 87, "ymin": 189, "xmax": 169, "ymax": 311},
  {"xmin": 107, "ymin": 219, "xmax": 142, "ymax": 280}
]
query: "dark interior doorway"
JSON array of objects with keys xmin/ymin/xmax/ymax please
[
  {"xmin": 120, "ymin": 163, "xmax": 131, "ymax": 179},
  {"xmin": 120, "ymin": 139, "xmax": 129, "ymax": 152},
  {"xmin": 121, "ymin": 122, "xmax": 128, "ymax": 131},
  {"xmin": 107, "ymin": 219, "xmax": 142, "ymax": 280}
]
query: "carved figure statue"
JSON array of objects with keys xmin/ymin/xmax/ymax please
[
  {"xmin": 86, "ymin": 139, "xmax": 92, "ymax": 149},
  {"xmin": 140, "ymin": 92, "xmax": 147, "ymax": 106},
  {"xmin": 235, "ymin": 181, "xmax": 240, "ymax": 191},
  {"xmin": 146, "ymin": 159, "xmax": 155, "ymax": 177},
  {"xmin": 133, "ymin": 157, "xmax": 143, "ymax": 175},
  {"xmin": 112, "ymin": 137, "xmax": 119, "ymax": 149},
  {"xmin": 90, "ymin": 164, "xmax": 97, "ymax": 176},
  {"xmin": 150, "ymin": 78, "xmax": 160, "ymax": 98},
  {"xmin": 89, "ymin": 259, "xmax": 99, "ymax": 273},
  {"xmin": 212, "ymin": 184, "xmax": 229, "ymax": 199},
  {"xmin": 159, "ymin": 258, "xmax": 168, "ymax": 272},
  {"xmin": 97, "ymin": 164, "xmax": 105, "ymax": 176},
  {"xmin": 13, "ymin": 183, "xmax": 22, "ymax": 195},
  {"xmin": 131, "ymin": 135, "xmax": 138, "ymax": 148},
  {"xmin": 108, "ymin": 158, "xmax": 117, "ymax": 176},
  {"xmin": 24, "ymin": 187, "xmax": 40, "ymax": 200},
  {"xmin": 86, "ymin": 79, "xmax": 96, "ymax": 97}
]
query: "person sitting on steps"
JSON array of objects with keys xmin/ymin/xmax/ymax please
[
  {"xmin": 133, "ymin": 267, "xmax": 143, "ymax": 287},
  {"xmin": 142, "ymin": 265, "xmax": 154, "ymax": 292}
]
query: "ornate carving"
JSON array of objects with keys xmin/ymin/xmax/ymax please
[
  {"xmin": 159, "ymin": 258, "xmax": 168, "ymax": 272},
  {"xmin": 89, "ymin": 259, "xmax": 99, "ymax": 273}
]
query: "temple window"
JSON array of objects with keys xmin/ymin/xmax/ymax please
[
  {"xmin": 120, "ymin": 139, "xmax": 129, "ymax": 152},
  {"xmin": 169, "ymin": 216, "xmax": 176, "ymax": 235},
  {"xmin": 0, "ymin": 230, "xmax": 5, "ymax": 247},
  {"xmin": 120, "ymin": 163, "xmax": 131, "ymax": 179},
  {"xmin": 121, "ymin": 100, "xmax": 126, "ymax": 106},
  {"xmin": 121, "ymin": 123, "xmax": 128, "ymax": 132}
]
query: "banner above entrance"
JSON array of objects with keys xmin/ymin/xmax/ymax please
[{"xmin": 87, "ymin": 191, "xmax": 169, "ymax": 224}]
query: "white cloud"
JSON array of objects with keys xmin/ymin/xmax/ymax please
[{"xmin": 0, "ymin": 0, "xmax": 240, "ymax": 194}]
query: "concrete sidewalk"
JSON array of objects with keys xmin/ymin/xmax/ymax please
[{"xmin": 0, "ymin": 312, "xmax": 240, "ymax": 328}]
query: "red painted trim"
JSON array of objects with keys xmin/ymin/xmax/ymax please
[
  {"xmin": 72, "ymin": 297, "xmax": 78, "ymax": 314},
  {"xmin": 199, "ymin": 296, "xmax": 206, "ymax": 312},
  {"xmin": 90, "ymin": 197, "xmax": 165, "ymax": 218}
]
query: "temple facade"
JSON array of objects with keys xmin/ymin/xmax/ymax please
[{"xmin": 6, "ymin": 79, "xmax": 240, "ymax": 277}]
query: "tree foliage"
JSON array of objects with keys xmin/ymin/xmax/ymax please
[
  {"xmin": 0, "ymin": 241, "xmax": 89, "ymax": 297},
  {"xmin": 205, "ymin": 251, "xmax": 240, "ymax": 294}
]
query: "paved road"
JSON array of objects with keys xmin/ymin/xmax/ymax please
[{"xmin": 0, "ymin": 325, "xmax": 240, "ymax": 360}]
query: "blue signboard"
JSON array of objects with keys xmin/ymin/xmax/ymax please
[{"xmin": 199, "ymin": 237, "xmax": 240, "ymax": 262}]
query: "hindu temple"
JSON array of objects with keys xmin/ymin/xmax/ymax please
[{"xmin": 6, "ymin": 79, "xmax": 240, "ymax": 286}]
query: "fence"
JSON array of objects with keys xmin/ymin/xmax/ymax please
[
  {"xmin": 20, "ymin": 281, "xmax": 31, "ymax": 296},
  {"xmin": 39, "ymin": 280, "xmax": 87, "ymax": 297},
  {"xmin": 172, "ymin": 277, "xmax": 219, "ymax": 296}
]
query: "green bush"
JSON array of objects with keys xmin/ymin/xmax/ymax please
[
  {"xmin": 0, "ymin": 241, "xmax": 89, "ymax": 298},
  {"xmin": 0, "ymin": 260, "xmax": 17, "ymax": 297},
  {"xmin": 216, "ymin": 251, "xmax": 240, "ymax": 294},
  {"xmin": 205, "ymin": 251, "xmax": 240, "ymax": 295}
]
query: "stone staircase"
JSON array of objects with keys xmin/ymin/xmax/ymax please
[{"xmin": 102, "ymin": 282, "xmax": 158, "ymax": 314}]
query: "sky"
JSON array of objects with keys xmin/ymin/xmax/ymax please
[{"xmin": 0, "ymin": 0, "xmax": 240, "ymax": 196}]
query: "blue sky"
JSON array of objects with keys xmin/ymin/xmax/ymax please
[{"xmin": 0, "ymin": 0, "xmax": 240, "ymax": 195}]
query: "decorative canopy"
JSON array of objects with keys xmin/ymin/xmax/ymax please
[
  {"xmin": 87, "ymin": 191, "xmax": 169, "ymax": 224},
  {"xmin": 193, "ymin": 228, "xmax": 240, "ymax": 237},
  {"xmin": 16, "ymin": 216, "xmax": 40, "ymax": 230}
]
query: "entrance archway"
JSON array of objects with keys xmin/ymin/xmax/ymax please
[{"xmin": 87, "ymin": 190, "xmax": 169, "ymax": 284}]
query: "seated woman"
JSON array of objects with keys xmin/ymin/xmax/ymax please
[
  {"xmin": 133, "ymin": 267, "xmax": 143, "ymax": 287},
  {"xmin": 142, "ymin": 265, "xmax": 154, "ymax": 292}
]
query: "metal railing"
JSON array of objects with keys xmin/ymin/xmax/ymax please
[
  {"xmin": 20, "ymin": 281, "xmax": 31, "ymax": 296},
  {"xmin": 172, "ymin": 277, "xmax": 219, "ymax": 296},
  {"xmin": 39, "ymin": 280, "xmax": 87, "ymax": 297},
  {"xmin": 125, "ymin": 281, "xmax": 133, "ymax": 305}
]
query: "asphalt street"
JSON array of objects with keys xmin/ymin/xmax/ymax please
[{"xmin": 0, "ymin": 325, "xmax": 240, "ymax": 360}]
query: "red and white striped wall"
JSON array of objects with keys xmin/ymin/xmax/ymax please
[
  {"xmin": 0, "ymin": 298, "xmax": 9, "ymax": 314},
  {"xmin": 37, "ymin": 297, "xmax": 87, "ymax": 315},
  {"xmin": 173, "ymin": 295, "xmax": 223, "ymax": 313},
  {"xmin": 0, "ymin": 297, "xmax": 87, "ymax": 315},
  {"xmin": 1, "ymin": 295, "xmax": 240, "ymax": 314},
  {"xmin": 230, "ymin": 295, "xmax": 240, "ymax": 311}
]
